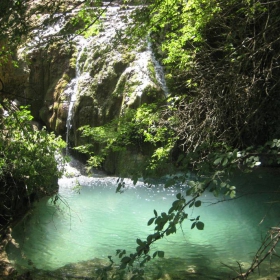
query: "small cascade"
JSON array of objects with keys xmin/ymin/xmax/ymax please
[
  {"xmin": 65, "ymin": 36, "xmax": 91, "ymax": 154},
  {"xmin": 49, "ymin": 4, "xmax": 167, "ymax": 155},
  {"xmin": 147, "ymin": 40, "xmax": 169, "ymax": 97}
]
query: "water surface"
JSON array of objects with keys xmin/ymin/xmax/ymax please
[{"xmin": 7, "ymin": 169, "xmax": 280, "ymax": 279}]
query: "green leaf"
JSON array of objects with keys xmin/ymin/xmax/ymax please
[
  {"xmin": 196, "ymin": 221, "xmax": 204, "ymax": 230},
  {"xmin": 214, "ymin": 157, "xmax": 222, "ymax": 165},
  {"xmin": 136, "ymin": 238, "xmax": 143, "ymax": 246},
  {"xmin": 153, "ymin": 251, "xmax": 158, "ymax": 258},
  {"xmin": 147, "ymin": 217, "xmax": 155, "ymax": 226},
  {"xmin": 119, "ymin": 262, "xmax": 127, "ymax": 269},
  {"xmin": 191, "ymin": 222, "xmax": 196, "ymax": 229},
  {"xmin": 176, "ymin": 193, "xmax": 182, "ymax": 199},
  {"xmin": 147, "ymin": 235, "xmax": 153, "ymax": 243},
  {"xmin": 121, "ymin": 256, "xmax": 131, "ymax": 263},
  {"xmin": 161, "ymin": 212, "xmax": 167, "ymax": 219},
  {"xmin": 186, "ymin": 188, "xmax": 192, "ymax": 196},
  {"xmin": 168, "ymin": 206, "xmax": 175, "ymax": 214},
  {"xmin": 222, "ymin": 158, "xmax": 228, "ymax": 166},
  {"xmin": 194, "ymin": 200, "xmax": 201, "ymax": 207},
  {"xmin": 158, "ymin": 251, "xmax": 164, "ymax": 258},
  {"xmin": 220, "ymin": 182, "xmax": 227, "ymax": 188},
  {"xmin": 230, "ymin": 190, "xmax": 236, "ymax": 198},
  {"xmin": 154, "ymin": 209, "xmax": 158, "ymax": 217}
]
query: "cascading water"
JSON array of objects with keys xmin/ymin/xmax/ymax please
[
  {"xmin": 64, "ymin": 36, "xmax": 91, "ymax": 154},
  {"xmin": 63, "ymin": 4, "xmax": 169, "ymax": 152},
  {"xmin": 147, "ymin": 40, "xmax": 169, "ymax": 97}
]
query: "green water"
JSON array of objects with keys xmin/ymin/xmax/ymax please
[{"xmin": 7, "ymin": 169, "xmax": 280, "ymax": 279}]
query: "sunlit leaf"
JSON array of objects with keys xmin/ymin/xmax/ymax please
[
  {"xmin": 222, "ymin": 158, "xmax": 228, "ymax": 166},
  {"xmin": 214, "ymin": 157, "xmax": 222, "ymax": 165},
  {"xmin": 230, "ymin": 190, "xmax": 236, "ymax": 198}
]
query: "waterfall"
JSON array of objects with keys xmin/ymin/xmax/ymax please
[
  {"xmin": 65, "ymin": 37, "xmax": 91, "ymax": 154},
  {"xmin": 147, "ymin": 40, "xmax": 169, "ymax": 97},
  {"xmin": 62, "ymin": 4, "xmax": 169, "ymax": 153}
]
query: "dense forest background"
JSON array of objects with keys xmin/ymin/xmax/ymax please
[{"xmin": 1, "ymin": 0, "xmax": 280, "ymax": 279}]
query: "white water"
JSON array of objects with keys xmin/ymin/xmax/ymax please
[
  {"xmin": 64, "ymin": 36, "xmax": 91, "ymax": 152},
  {"xmin": 147, "ymin": 40, "xmax": 169, "ymax": 97}
]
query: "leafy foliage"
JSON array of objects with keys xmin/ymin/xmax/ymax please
[
  {"xmin": 0, "ymin": 103, "xmax": 65, "ymax": 192},
  {"xmin": 0, "ymin": 101, "xmax": 66, "ymax": 232},
  {"xmin": 1, "ymin": 0, "xmax": 280, "ymax": 278},
  {"xmin": 127, "ymin": 0, "xmax": 280, "ymax": 154},
  {"xmin": 75, "ymin": 103, "xmax": 177, "ymax": 175}
]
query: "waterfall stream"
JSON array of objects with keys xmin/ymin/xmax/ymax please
[
  {"xmin": 64, "ymin": 36, "xmax": 91, "ymax": 153},
  {"xmin": 147, "ymin": 40, "xmax": 169, "ymax": 97}
]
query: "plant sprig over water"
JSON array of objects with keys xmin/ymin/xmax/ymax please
[{"xmin": 108, "ymin": 141, "xmax": 280, "ymax": 279}]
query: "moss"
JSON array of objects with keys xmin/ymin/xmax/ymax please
[
  {"xmin": 53, "ymin": 102, "xmax": 59, "ymax": 111},
  {"xmin": 79, "ymin": 48, "xmax": 88, "ymax": 64},
  {"xmin": 52, "ymin": 76, "xmax": 69, "ymax": 100},
  {"xmin": 62, "ymin": 73, "xmax": 70, "ymax": 82},
  {"xmin": 58, "ymin": 103, "xmax": 67, "ymax": 118},
  {"xmin": 55, "ymin": 118, "xmax": 64, "ymax": 133},
  {"xmin": 69, "ymin": 48, "xmax": 78, "ymax": 69},
  {"xmin": 70, "ymin": 56, "xmax": 77, "ymax": 69},
  {"xmin": 121, "ymin": 52, "xmax": 136, "ymax": 65},
  {"xmin": 126, "ymin": 73, "xmax": 141, "ymax": 97},
  {"xmin": 147, "ymin": 60, "xmax": 157, "ymax": 84},
  {"xmin": 112, "ymin": 74, "xmax": 127, "ymax": 97},
  {"xmin": 143, "ymin": 84, "xmax": 161, "ymax": 97}
]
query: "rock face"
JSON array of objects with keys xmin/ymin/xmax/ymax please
[
  {"xmin": 1, "ymin": 5, "xmax": 167, "ymax": 175},
  {"xmin": 22, "ymin": 41, "xmax": 75, "ymax": 136}
]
